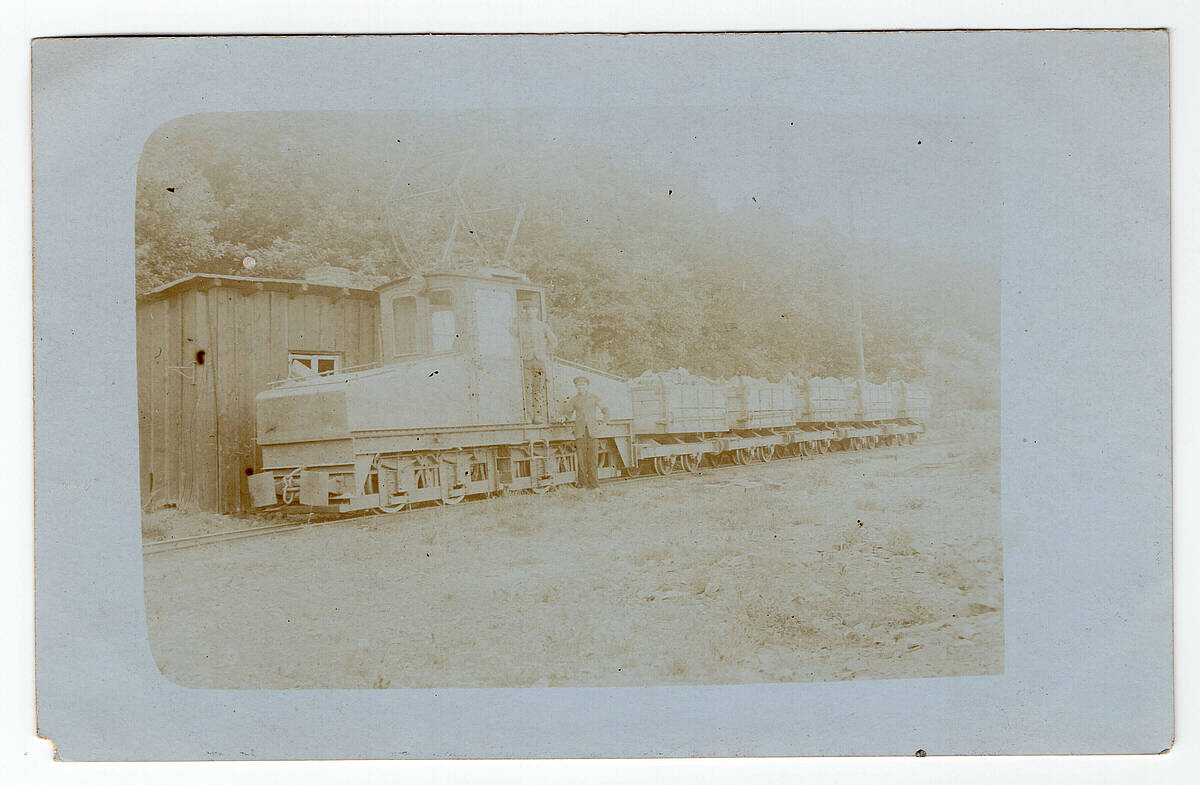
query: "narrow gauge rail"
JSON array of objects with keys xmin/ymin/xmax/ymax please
[{"xmin": 145, "ymin": 433, "xmax": 939, "ymax": 556}]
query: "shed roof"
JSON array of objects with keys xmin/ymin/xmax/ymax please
[
  {"xmin": 374, "ymin": 267, "xmax": 537, "ymax": 292},
  {"xmin": 137, "ymin": 273, "xmax": 379, "ymax": 303}
]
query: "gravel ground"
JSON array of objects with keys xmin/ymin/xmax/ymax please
[{"xmin": 143, "ymin": 422, "xmax": 1002, "ymax": 688}]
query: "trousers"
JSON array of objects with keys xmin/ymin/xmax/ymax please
[
  {"xmin": 576, "ymin": 432, "xmax": 599, "ymax": 489},
  {"xmin": 522, "ymin": 357, "xmax": 548, "ymax": 424}
]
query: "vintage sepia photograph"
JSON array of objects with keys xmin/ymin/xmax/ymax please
[
  {"xmin": 31, "ymin": 26, "xmax": 1175, "ymax": 760},
  {"xmin": 134, "ymin": 107, "xmax": 1002, "ymax": 689}
]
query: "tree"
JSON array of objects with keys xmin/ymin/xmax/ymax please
[{"xmin": 135, "ymin": 135, "xmax": 240, "ymax": 291}]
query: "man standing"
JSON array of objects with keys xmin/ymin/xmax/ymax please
[
  {"xmin": 566, "ymin": 375, "xmax": 610, "ymax": 490},
  {"xmin": 513, "ymin": 302, "xmax": 557, "ymax": 424}
]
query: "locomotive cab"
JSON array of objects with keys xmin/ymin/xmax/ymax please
[
  {"xmin": 379, "ymin": 269, "xmax": 545, "ymax": 365},
  {"xmin": 376, "ymin": 268, "xmax": 547, "ymax": 425}
]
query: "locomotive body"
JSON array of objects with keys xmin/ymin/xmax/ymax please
[
  {"xmin": 249, "ymin": 268, "xmax": 929, "ymax": 513},
  {"xmin": 249, "ymin": 269, "xmax": 636, "ymax": 512}
]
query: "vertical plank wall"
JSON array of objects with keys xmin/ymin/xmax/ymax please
[{"xmin": 137, "ymin": 284, "xmax": 378, "ymax": 514}]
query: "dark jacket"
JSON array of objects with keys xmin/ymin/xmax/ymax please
[{"xmin": 566, "ymin": 391, "xmax": 610, "ymax": 437}]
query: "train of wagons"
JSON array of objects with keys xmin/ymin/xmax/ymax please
[{"xmin": 248, "ymin": 268, "xmax": 931, "ymax": 513}]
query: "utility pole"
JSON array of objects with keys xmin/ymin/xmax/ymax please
[{"xmin": 848, "ymin": 191, "xmax": 867, "ymax": 383}]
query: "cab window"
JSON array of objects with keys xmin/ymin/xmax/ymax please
[
  {"xmin": 475, "ymin": 288, "xmax": 515, "ymax": 357},
  {"xmin": 430, "ymin": 289, "xmax": 457, "ymax": 352},
  {"xmin": 393, "ymin": 296, "xmax": 418, "ymax": 355}
]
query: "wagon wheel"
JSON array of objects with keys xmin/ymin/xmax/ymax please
[
  {"xmin": 681, "ymin": 453, "xmax": 702, "ymax": 473},
  {"xmin": 624, "ymin": 459, "xmax": 643, "ymax": 478},
  {"xmin": 758, "ymin": 445, "xmax": 774, "ymax": 463},
  {"xmin": 653, "ymin": 455, "xmax": 676, "ymax": 475},
  {"xmin": 376, "ymin": 500, "xmax": 409, "ymax": 514}
]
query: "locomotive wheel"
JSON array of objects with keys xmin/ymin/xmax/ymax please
[
  {"xmin": 442, "ymin": 487, "xmax": 468, "ymax": 504},
  {"xmin": 280, "ymin": 467, "xmax": 303, "ymax": 505},
  {"xmin": 528, "ymin": 483, "xmax": 552, "ymax": 495},
  {"xmin": 732, "ymin": 448, "xmax": 752, "ymax": 465},
  {"xmin": 376, "ymin": 500, "xmax": 409, "ymax": 514},
  {"xmin": 758, "ymin": 445, "xmax": 774, "ymax": 463},
  {"xmin": 653, "ymin": 455, "xmax": 675, "ymax": 475},
  {"xmin": 681, "ymin": 453, "xmax": 701, "ymax": 473},
  {"xmin": 800, "ymin": 442, "xmax": 812, "ymax": 457},
  {"xmin": 625, "ymin": 460, "xmax": 643, "ymax": 478}
]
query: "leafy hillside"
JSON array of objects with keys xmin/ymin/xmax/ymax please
[{"xmin": 135, "ymin": 111, "xmax": 999, "ymax": 413}]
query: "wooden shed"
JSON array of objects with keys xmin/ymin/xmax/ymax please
[{"xmin": 136, "ymin": 274, "xmax": 380, "ymax": 513}]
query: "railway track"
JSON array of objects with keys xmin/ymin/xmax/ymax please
[{"xmin": 143, "ymin": 437, "xmax": 955, "ymax": 556}]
